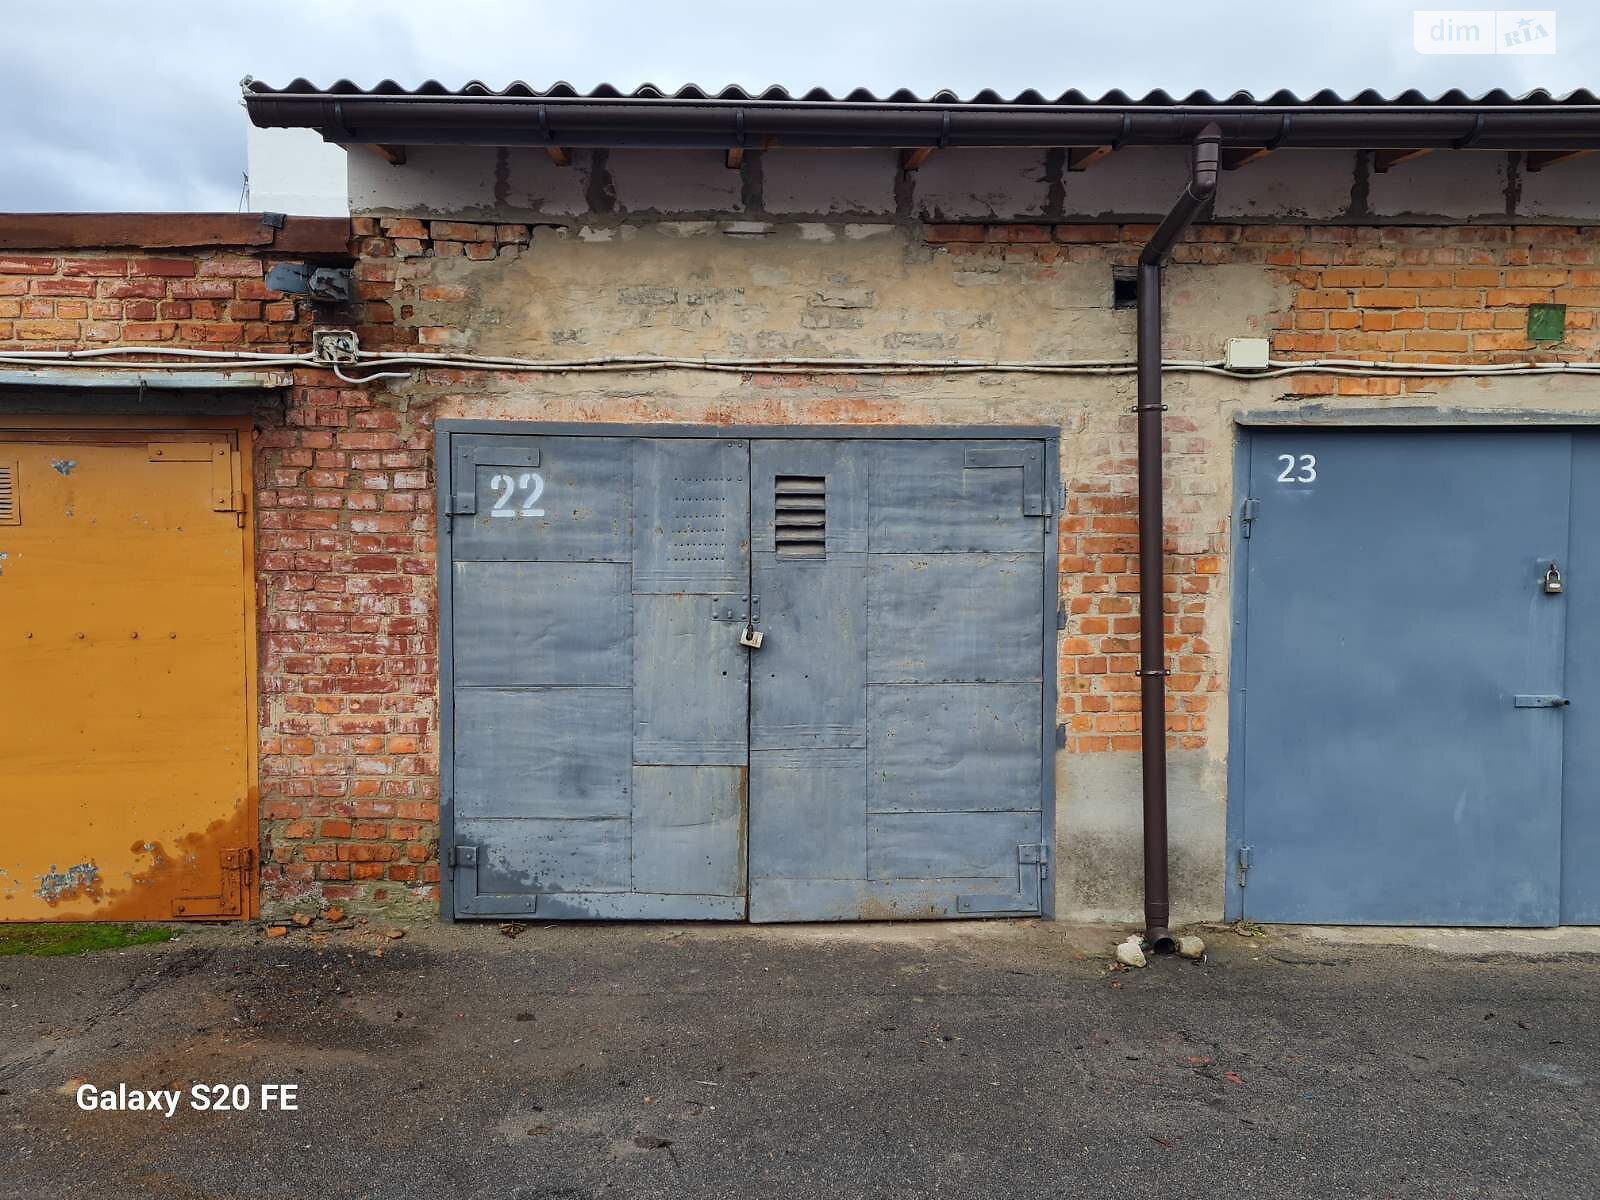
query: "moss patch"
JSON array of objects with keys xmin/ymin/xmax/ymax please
[{"xmin": 0, "ymin": 923, "xmax": 175, "ymax": 957}]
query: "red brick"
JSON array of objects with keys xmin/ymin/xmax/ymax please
[
  {"xmin": 31, "ymin": 277, "xmax": 94, "ymax": 297},
  {"xmin": 123, "ymin": 321, "xmax": 178, "ymax": 341},
  {"xmin": 62, "ymin": 258, "xmax": 128, "ymax": 277},
  {"xmin": 379, "ymin": 218, "xmax": 428, "ymax": 239},
  {"xmin": 428, "ymin": 220, "xmax": 496, "ymax": 242},
  {"xmin": 130, "ymin": 258, "xmax": 198, "ymax": 277},
  {"xmin": 198, "ymin": 255, "xmax": 264, "ymax": 278},
  {"xmin": 14, "ymin": 318, "xmax": 78, "ymax": 340},
  {"xmin": 0, "ymin": 256, "xmax": 57, "ymax": 274},
  {"xmin": 102, "ymin": 279, "xmax": 165, "ymax": 300}
]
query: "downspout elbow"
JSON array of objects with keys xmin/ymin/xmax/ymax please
[{"xmin": 1138, "ymin": 123, "xmax": 1222, "ymax": 267}]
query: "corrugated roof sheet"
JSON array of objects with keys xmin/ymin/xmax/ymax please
[{"xmin": 243, "ymin": 80, "xmax": 1600, "ymax": 107}]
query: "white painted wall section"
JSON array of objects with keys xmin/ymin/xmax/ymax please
[{"xmin": 246, "ymin": 125, "xmax": 348, "ymax": 216}]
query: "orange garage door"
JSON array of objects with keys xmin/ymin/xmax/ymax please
[{"xmin": 0, "ymin": 424, "xmax": 257, "ymax": 921}]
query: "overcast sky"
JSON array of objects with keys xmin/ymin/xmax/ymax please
[{"xmin": 4, "ymin": 1, "xmax": 1592, "ymax": 211}]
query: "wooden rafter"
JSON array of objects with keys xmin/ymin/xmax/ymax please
[
  {"xmin": 1525, "ymin": 149, "xmax": 1594, "ymax": 173},
  {"xmin": 350, "ymin": 143, "xmax": 405, "ymax": 166},
  {"xmin": 1221, "ymin": 146, "xmax": 1273, "ymax": 171},
  {"xmin": 1372, "ymin": 148, "xmax": 1432, "ymax": 173},
  {"xmin": 1066, "ymin": 145, "xmax": 1113, "ymax": 172},
  {"xmin": 545, "ymin": 146, "xmax": 571, "ymax": 167},
  {"xmin": 899, "ymin": 147, "xmax": 935, "ymax": 172}
]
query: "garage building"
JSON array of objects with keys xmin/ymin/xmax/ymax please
[{"xmin": 5, "ymin": 84, "xmax": 1600, "ymax": 932}]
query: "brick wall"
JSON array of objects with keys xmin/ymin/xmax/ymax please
[
  {"xmin": 0, "ymin": 241, "xmax": 441, "ymax": 916},
  {"xmin": 922, "ymin": 221, "xmax": 1600, "ymax": 755},
  {"xmin": 6, "ymin": 216, "xmax": 1600, "ymax": 916},
  {"xmin": 0, "ymin": 251, "xmax": 309, "ymax": 348}
]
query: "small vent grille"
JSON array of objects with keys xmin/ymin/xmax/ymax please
[
  {"xmin": 775, "ymin": 475, "xmax": 825, "ymax": 557},
  {"xmin": 0, "ymin": 462, "xmax": 16, "ymax": 525}
]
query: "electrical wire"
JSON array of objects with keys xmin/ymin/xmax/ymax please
[{"xmin": 4, "ymin": 346, "xmax": 1600, "ymax": 383}]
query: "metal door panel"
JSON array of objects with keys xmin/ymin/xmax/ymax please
[
  {"xmin": 453, "ymin": 688, "xmax": 631, "ymax": 819},
  {"xmin": 868, "ymin": 811, "xmax": 1040, "ymax": 879},
  {"xmin": 868, "ymin": 684, "xmax": 1042, "ymax": 812},
  {"xmin": 868, "ymin": 440, "xmax": 1045, "ymax": 551},
  {"xmin": 456, "ymin": 817, "xmax": 630, "ymax": 894},
  {"xmin": 1237, "ymin": 429, "xmax": 1568, "ymax": 926},
  {"xmin": 749, "ymin": 554, "xmax": 867, "ymax": 750},
  {"xmin": 0, "ymin": 432, "xmax": 255, "ymax": 923},
  {"xmin": 748, "ymin": 435, "xmax": 1050, "ymax": 922},
  {"xmin": 631, "ymin": 766, "xmax": 746, "ymax": 896},
  {"xmin": 632, "ymin": 439, "xmax": 749, "ymax": 593},
  {"xmin": 452, "ymin": 561, "xmax": 631, "ymax": 687},
  {"xmin": 867, "ymin": 553, "xmax": 1043, "ymax": 683},
  {"xmin": 748, "ymin": 750, "xmax": 868, "ymax": 879},
  {"xmin": 449, "ymin": 435, "xmax": 632, "ymax": 562},
  {"xmin": 633, "ymin": 593, "xmax": 748, "ymax": 764},
  {"xmin": 1561, "ymin": 436, "xmax": 1600, "ymax": 922},
  {"xmin": 446, "ymin": 426, "xmax": 1053, "ymax": 924},
  {"xmin": 749, "ymin": 877, "xmax": 1027, "ymax": 921},
  {"xmin": 445, "ymin": 433, "xmax": 749, "ymax": 919}
]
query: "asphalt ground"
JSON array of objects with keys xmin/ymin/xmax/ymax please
[{"xmin": 2, "ymin": 919, "xmax": 1596, "ymax": 1199}]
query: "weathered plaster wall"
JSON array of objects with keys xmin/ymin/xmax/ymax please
[{"xmin": 345, "ymin": 216, "xmax": 1600, "ymax": 924}]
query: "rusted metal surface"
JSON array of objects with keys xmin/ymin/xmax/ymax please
[
  {"xmin": 0, "ymin": 213, "xmax": 351, "ymax": 255},
  {"xmin": 0, "ymin": 424, "xmax": 257, "ymax": 922}
]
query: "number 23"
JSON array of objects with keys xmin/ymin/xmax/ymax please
[{"xmin": 1276, "ymin": 453, "xmax": 1317, "ymax": 483}]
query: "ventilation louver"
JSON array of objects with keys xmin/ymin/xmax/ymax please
[
  {"xmin": 0, "ymin": 461, "xmax": 16, "ymax": 525},
  {"xmin": 774, "ymin": 475, "xmax": 825, "ymax": 557}
]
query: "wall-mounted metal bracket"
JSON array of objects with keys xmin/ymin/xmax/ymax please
[{"xmin": 266, "ymin": 262, "xmax": 353, "ymax": 303}]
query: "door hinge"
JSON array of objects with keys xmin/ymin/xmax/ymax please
[
  {"xmin": 172, "ymin": 847, "xmax": 253, "ymax": 919},
  {"xmin": 1236, "ymin": 844, "xmax": 1253, "ymax": 888},
  {"xmin": 957, "ymin": 843, "xmax": 1047, "ymax": 913},
  {"xmin": 1239, "ymin": 497, "xmax": 1259, "ymax": 538},
  {"xmin": 964, "ymin": 445, "xmax": 1048, "ymax": 516},
  {"xmin": 1056, "ymin": 605, "xmax": 1067, "ymax": 631},
  {"xmin": 1239, "ymin": 497, "xmax": 1258, "ymax": 538},
  {"xmin": 1019, "ymin": 842, "xmax": 1048, "ymax": 879},
  {"xmin": 1055, "ymin": 723, "xmax": 1067, "ymax": 748}
]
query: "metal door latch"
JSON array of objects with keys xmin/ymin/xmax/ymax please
[
  {"xmin": 1514, "ymin": 694, "xmax": 1570, "ymax": 708},
  {"xmin": 739, "ymin": 624, "xmax": 765, "ymax": 649},
  {"xmin": 1543, "ymin": 561, "xmax": 1564, "ymax": 594}
]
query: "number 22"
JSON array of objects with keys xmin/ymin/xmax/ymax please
[
  {"xmin": 489, "ymin": 471, "xmax": 546, "ymax": 518},
  {"xmin": 1276, "ymin": 453, "xmax": 1316, "ymax": 483}
]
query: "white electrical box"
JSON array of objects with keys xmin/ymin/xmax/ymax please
[{"xmin": 1224, "ymin": 337, "xmax": 1271, "ymax": 371}]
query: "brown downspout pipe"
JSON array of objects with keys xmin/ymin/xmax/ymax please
[{"xmin": 1136, "ymin": 123, "xmax": 1221, "ymax": 954}]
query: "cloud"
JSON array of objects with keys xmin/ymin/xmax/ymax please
[{"xmin": 4, "ymin": 0, "xmax": 1592, "ymax": 211}]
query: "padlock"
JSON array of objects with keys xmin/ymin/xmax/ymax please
[
  {"xmin": 739, "ymin": 624, "xmax": 765, "ymax": 649},
  {"xmin": 1544, "ymin": 561, "xmax": 1564, "ymax": 595}
]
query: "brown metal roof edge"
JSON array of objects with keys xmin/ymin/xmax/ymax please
[{"xmin": 0, "ymin": 214, "xmax": 352, "ymax": 255}]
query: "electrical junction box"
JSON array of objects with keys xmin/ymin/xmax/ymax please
[
  {"xmin": 312, "ymin": 328, "xmax": 360, "ymax": 364},
  {"xmin": 1225, "ymin": 337, "xmax": 1271, "ymax": 371}
]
